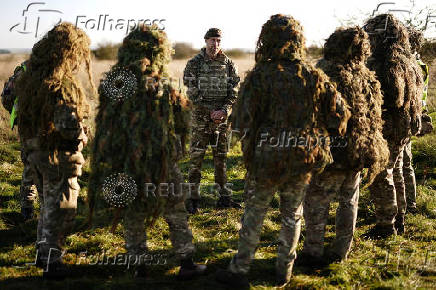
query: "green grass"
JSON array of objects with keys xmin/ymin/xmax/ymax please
[{"xmin": 0, "ymin": 141, "xmax": 435, "ymax": 289}]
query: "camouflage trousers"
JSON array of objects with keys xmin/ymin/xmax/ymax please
[
  {"xmin": 188, "ymin": 107, "xmax": 230, "ymax": 199},
  {"xmin": 25, "ymin": 147, "xmax": 84, "ymax": 264},
  {"xmin": 228, "ymin": 172, "xmax": 312, "ymax": 279},
  {"xmin": 400, "ymin": 140, "xmax": 417, "ymax": 209},
  {"xmin": 370, "ymin": 142, "xmax": 407, "ymax": 227},
  {"xmin": 302, "ymin": 169, "xmax": 361, "ymax": 259},
  {"xmin": 20, "ymin": 148, "xmax": 37, "ymax": 209},
  {"xmin": 124, "ymin": 163, "xmax": 195, "ymax": 260}
]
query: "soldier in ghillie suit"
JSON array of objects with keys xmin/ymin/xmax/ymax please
[
  {"xmin": 15, "ymin": 22, "xmax": 94, "ymax": 279},
  {"xmin": 215, "ymin": 14, "xmax": 350, "ymax": 287},
  {"xmin": 364, "ymin": 14, "xmax": 423, "ymax": 237},
  {"xmin": 1, "ymin": 61, "xmax": 37, "ymax": 220},
  {"xmin": 89, "ymin": 25, "xmax": 206, "ymax": 279},
  {"xmin": 174, "ymin": 91, "xmax": 192, "ymax": 158},
  {"xmin": 398, "ymin": 27, "xmax": 433, "ymax": 214},
  {"xmin": 183, "ymin": 28, "xmax": 241, "ymax": 213},
  {"xmin": 297, "ymin": 27, "xmax": 389, "ymax": 266}
]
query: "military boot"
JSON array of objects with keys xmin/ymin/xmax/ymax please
[
  {"xmin": 395, "ymin": 215, "xmax": 405, "ymax": 234},
  {"xmin": 364, "ymin": 224, "xmax": 397, "ymax": 239},
  {"xmin": 216, "ymin": 195, "xmax": 241, "ymax": 209},
  {"xmin": 42, "ymin": 260, "xmax": 68, "ymax": 280},
  {"xmin": 185, "ymin": 198, "xmax": 199, "ymax": 214},
  {"xmin": 21, "ymin": 207, "xmax": 33, "ymax": 221},
  {"xmin": 215, "ymin": 269, "xmax": 249, "ymax": 288},
  {"xmin": 294, "ymin": 252, "xmax": 328, "ymax": 268},
  {"xmin": 177, "ymin": 257, "xmax": 207, "ymax": 280}
]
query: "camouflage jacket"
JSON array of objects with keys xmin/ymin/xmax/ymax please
[{"xmin": 183, "ymin": 48, "xmax": 240, "ymax": 116}]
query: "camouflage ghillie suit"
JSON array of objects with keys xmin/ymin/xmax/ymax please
[
  {"xmin": 1, "ymin": 61, "xmax": 37, "ymax": 219},
  {"xmin": 183, "ymin": 31, "xmax": 240, "ymax": 209},
  {"xmin": 301, "ymin": 27, "xmax": 388, "ymax": 262},
  {"xmin": 216, "ymin": 15, "xmax": 350, "ymax": 287},
  {"xmin": 364, "ymin": 14, "xmax": 423, "ymax": 236},
  {"xmin": 396, "ymin": 27, "xmax": 433, "ymax": 213},
  {"xmin": 174, "ymin": 91, "xmax": 192, "ymax": 157},
  {"xmin": 90, "ymin": 25, "xmax": 205, "ymax": 278},
  {"xmin": 15, "ymin": 23, "xmax": 93, "ymax": 277}
]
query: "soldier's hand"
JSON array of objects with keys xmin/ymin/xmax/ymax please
[{"xmin": 210, "ymin": 110, "xmax": 226, "ymax": 123}]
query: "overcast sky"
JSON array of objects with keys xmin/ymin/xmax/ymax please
[{"xmin": 1, "ymin": 0, "xmax": 435, "ymax": 50}]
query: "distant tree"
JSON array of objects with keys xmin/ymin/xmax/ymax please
[{"xmin": 0, "ymin": 49, "xmax": 11, "ymax": 54}]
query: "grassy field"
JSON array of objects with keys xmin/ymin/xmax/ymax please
[{"xmin": 0, "ymin": 55, "xmax": 435, "ymax": 289}]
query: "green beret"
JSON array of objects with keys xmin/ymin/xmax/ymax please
[{"xmin": 204, "ymin": 28, "xmax": 222, "ymax": 39}]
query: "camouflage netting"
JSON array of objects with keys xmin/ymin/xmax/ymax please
[
  {"xmin": 234, "ymin": 14, "xmax": 350, "ymax": 186},
  {"xmin": 317, "ymin": 26, "xmax": 389, "ymax": 185},
  {"xmin": 407, "ymin": 26, "xmax": 425, "ymax": 53},
  {"xmin": 364, "ymin": 14, "xmax": 423, "ymax": 145},
  {"xmin": 16, "ymin": 22, "xmax": 94, "ymax": 149},
  {"xmin": 89, "ymin": 25, "xmax": 189, "ymax": 224}
]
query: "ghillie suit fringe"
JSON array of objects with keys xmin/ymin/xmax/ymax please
[
  {"xmin": 234, "ymin": 14, "xmax": 350, "ymax": 187},
  {"xmin": 89, "ymin": 25, "xmax": 189, "ymax": 228},
  {"xmin": 317, "ymin": 26, "xmax": 389, "ymax": 185}
]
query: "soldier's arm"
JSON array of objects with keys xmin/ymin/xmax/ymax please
[
  {"xmin": 384, "ymin": 61, "xmax": 406, "ymax": 109},
  {"xmin": 1, "ymin": 63, "xmax": 26, "ymax": 113},
  {"xmin": 319, "ymin": 79, "xmax": 350, "ymax": 136},
  {"xmin": 53, "ymin": 83, "xmax": 87, "ymax": 143},
  {"xmin": 232, "ymin": 69, "xmax": 257, "ymax": 139},
  {"xmin": 221, "ymin": 59, "xmax": 240, "ymax": 117},
  {"xmin": 53, "ymin": 103, "xmax": 82, "ymax": 140},
  {"xmin": 183, "ymin": 58, "xmax": 200, "ymax": 102}
]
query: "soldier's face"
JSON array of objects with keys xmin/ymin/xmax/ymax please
[{"xmin": 205, "ymin": 37, "xmax": 221, "ymax": 56}]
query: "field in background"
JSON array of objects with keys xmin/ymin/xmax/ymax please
[{"xmin": 0, "ymin": 53, "xmax": 435, "ymax": 289}]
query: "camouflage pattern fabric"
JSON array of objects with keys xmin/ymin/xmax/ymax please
[
  {"xmin": 188, "ymin": 106, "xmax": 231, "ymax": 199},
  {"xmin": 403, "ymin": 141, "xmax": 417, "ymax": 209},
  {"xmin": 369, "ymin": 142, "xmax": 406, "ymax": 227},
  {"xmin": 15, "ymin": 23, "xmax": 93, "ymax": 265},
  {"xmin": 90, "ymin": 25, "xmax": 195, "ymax": 259},
  {"xmin": 303, "ymin": 169, "xmax": 360, "ymax": 259},
  {"xmin": 25, "ymin": 131, "xmax": 86, "ymax": 264},
  {"xmin": 228, "ymin": 172, "xmax": 311, "ymax": 280},
  {"xmin": 20, "ymin": 148, "xmax": 37, "ymax": 210},
  {"xmin": 124, "ymin": 163, "xmax": 194, "ymax": 259},
  {"xmin": 364, "ymin": 14, "xmax": 423, "ymax": 228},
  {"xmin": 184, "ymin": 48, "xmax": 240, "ymax": 200},
  {"xmin": 302, "ymin": 27, "xmax": 386, "ymax": 260},
  {"xmin": 227, "ymin": 14, "xmax": 350, "ymax": 280}
]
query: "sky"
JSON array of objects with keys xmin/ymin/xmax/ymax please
[{"xmin": 0, "ymin": 0, "xmax": 435, "ymax": 50}]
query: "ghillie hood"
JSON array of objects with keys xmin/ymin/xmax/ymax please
[{"xmin": 16, "ymin": 22, "xmax": 94, "ymax": 149}]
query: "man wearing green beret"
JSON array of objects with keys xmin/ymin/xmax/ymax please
[{"xmin": 183, "ymin": 28, "xmax": 241, "ymax": 214}]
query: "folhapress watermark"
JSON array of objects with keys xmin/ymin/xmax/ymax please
[{"xmin": 9, "ymin": 2, "xmax": 166, "ymax": 38}]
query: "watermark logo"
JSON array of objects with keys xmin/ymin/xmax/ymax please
[
  {"xmin": 102, "ymin": 173, "xmax": 138, "ymax": 208},
  {"xmin": 9, "ymin": 2, "xmax": 62, "ymax": 38},
  {"xmin": 367, "ymin": 1, "xmax": 436, "ymax": 39},
  {"xmin": 101, "ymin": 67, "xmax": 137, "ymax": 103},
  {"xmin": 10, "ymin": 2, "xmax": 166, "ymax": 38}
]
